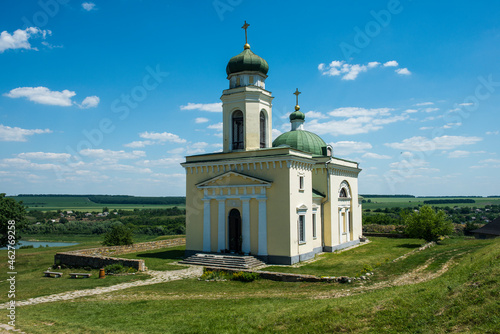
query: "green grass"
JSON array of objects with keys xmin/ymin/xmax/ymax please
[
  {"xmin": 119, "ymin": 246, "xmax": 187, "ymax": 271},
  {"xmin": 5, "ymin": 237, "xmax": 500, "ymax": 333},
  {"xmin": 265, "ymin": 237, "xmax": 423, "ymax": 277},
  {"xmin": 0, "ymin": 235, "xmax": 186, "ymax": 302},
  {"xmin": 0, "ymin": 246, "xmax": 150, "ymax": 303},
  {"xmin": 363, "ymin": 196, "xmax": 500, "ymax": 210}
]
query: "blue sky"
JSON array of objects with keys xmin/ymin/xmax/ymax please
[{"xmin": 1, "ymin": 0, "xmax": 499, "ymax": 196}]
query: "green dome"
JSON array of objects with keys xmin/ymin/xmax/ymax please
[
  {"xmin": 226, "ymin": 48, "xmax": 269, "ymax": 76},
  {"xmin": 290, "ymin": 110, "xmax": 305, "ymax": 121},
  {"xmin": 272, "ymin": 130, "xmax": 327, "ymax": 156}
]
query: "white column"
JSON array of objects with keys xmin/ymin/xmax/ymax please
[
  {"xmin": 217, "ymin": 198, "xmax": 226, "ymax": 252},
  {"xmin": 346, "ymin": 208, "xmax": 350, "ymax": 242},
  {"xmin": 202, "ymin": 199, "xmax": 211, "ymax": 252},
  {"xmin": 241, "ymin": 197, "xmax": 251, "ymax": 254},
  {"xmin": 338, "ymin": 208, "xmax": 342, "ymax": 244},
  {"xmin": 258, "ymin": 198, "xmax": 268, "ymax": 256}
]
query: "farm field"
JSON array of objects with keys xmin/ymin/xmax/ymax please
[
  {"xmin": 10, "ymin": 194, "xmax": 500, "ymax": 212},
  {"xmin": 362, "ymin": 196, "xmax": 500, "ymax": 210},
  {"xmin": 7, "ymin": 195, "xmax": 186, "ymax": 211},
  {"xmin": 2, "ymin": 236, "xmax": 499, "ymax": 333}
]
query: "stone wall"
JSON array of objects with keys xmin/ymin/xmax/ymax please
[
  {"xmin": 55, "ymin": 253, "xmax": 147, "ymax": 271},
  {"xmin": 54, "ymin": 238, "xmax": 185, "ymax": 271}
]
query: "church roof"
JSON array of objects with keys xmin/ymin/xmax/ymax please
[
  {"xmin": 272, "ymin": 130, "xmax": 327, "ymax": 157},
  {"xmin": 226, "ymin": 48, "xmax": 269, "ymax": 76}
]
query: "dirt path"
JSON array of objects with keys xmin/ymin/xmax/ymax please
[
  {"xmin": 0, "ymin": 266, "xmax": 202, "ymax": 310},
  {"xmin": 315, "ymin": 255, "xmax": 458, "ymax": 299}
]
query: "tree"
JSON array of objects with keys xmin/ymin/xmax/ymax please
[
  {"xmin": 102, "ymin": 224, "xmax": 133, "ymax": 246},
  {"xmin": 0, "ymin": 193, "xmax": 28, "ymax": 247},
  {"xmin": 403, "ymin": 205, "xmax": 453, "ymax": 242}
]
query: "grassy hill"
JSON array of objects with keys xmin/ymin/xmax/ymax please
[{"xmin": 2, "ymin": 236, "xmax": 499, "ymax": 333}]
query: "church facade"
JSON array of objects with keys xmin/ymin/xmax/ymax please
[{"xmin": 182, "ymin": 26, "xmax": 362, "ymax": 265}]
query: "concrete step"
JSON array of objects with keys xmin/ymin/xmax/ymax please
[{"xmin": 179, "ymin": 253, "xmax": 266, "ymax": 270}]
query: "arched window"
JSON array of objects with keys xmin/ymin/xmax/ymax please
[
  {"xmin": 260, "ymin": 110, "xmax": 266, "ymax": 148},
  {"xmin": 232, "ymin": 110, "xmax": 244, "ymax": 150},
  {"xmin": 338, "ymin": 181, "xmax": 351, "ymax": 198}
]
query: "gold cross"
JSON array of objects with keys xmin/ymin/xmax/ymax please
[
  {"xmin": 294, "ymin": 88, "xmax": 301, "ymax": 106},
  {"xmin": 242, "ymin": 21, "xmax": 250, "ymax": 44}
]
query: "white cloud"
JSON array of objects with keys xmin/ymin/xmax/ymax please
[
  {"xmin": 307, "ymin": 117, "xmax": 382, "ymax": 136},
  {"xmin": 123, "ymin": 140, "xmax": 154, "ymax": 148},
  {"xmin": 419, "ymin": 126, "xmax": 433, "ymax": 130},
  {"xmin": 79, "ymin": 96, "xmax": 100, "ymax": 109},
  {"xmin": 180, "ymin": 102, "xmax": 222, "ymax": 112},
  {"xmin": 272, "ymin": 128, "xmax": 282, "ymax": 140},
  {"xmin": 195, "ymin": 117, "xmax": 209, "ymax": 123},
  {"xmin": 362, "ymin": 152, "xmax": 391, "ymax": 159},
  {"xmin": 17, "ymin": 152, "xmax": 70, "ymax": 161},
  {"xmin": 486, "ymin": 131, "xmax": 499, "ymax": 135},
  {"xmin": 305, "ymin": 111, "xmax": 327, "ymax": 119},
  {"xmin": 318, "ymin": 60, "xmax": 410, "ymax": 80},
  {"xmin": 396, "ymin": 68, "xmax": 411, "ymax": 75},
  {"xmin": 0, "ymin": 158, "xmax": 59, "ymax": 171},
  {"xmin": 328, "ymin": 107, "xmax": 393, "ymax": 118},
  {"xmin": 139, "ymin": 157, "xmax": 184, "ymax": 167},
  {"xmin": 383, "ymin": 60, "xmax": 399, "ymax": 67},
  {"xmin": 79, "ymin": 149, "xmax": 146, "ymax": 160},
  {"xmin": 330, "ymin": 141, "xmax": 372, "ymax": 156},
  {"xmin": 0, "ymin": 27, "xmax": 50, "ymax": 53},
  {"xmin": 372, "ymin": 114, "xmax": 408, "ymax": 125},
  {"xmin": 404, "ymin": 109, "xmax": 418, "ymax": 114},
  {"xmin": 385, "ymin": 135, "xmax": 483, "ymax": 151},
  {"xmin": 318, "ymin": 61, "xmax": 368, "ymax": 80},
  {"xmin": 0, "ymin": 124, "xmax": 52, "ymax": 142},
  {"xmin": 414, "ymin": 102, "xmax": 434, "ymax": 106},
  {"xmin": 423, "ymin": 107, "xmax": 439, "ymax": 113},
  {"xmin": 207, "ymin": 122, "xmax": 223, "ymax": 131},
  {"xmin": 139, "ymin": 131, "xmax": 186, "ymax": 143},
  {"xmin": 5, "ymin": 87, "xmax": 75, "ymax": 106},
  {"xmin": 448, "ymin": 150, "xmax": 470, "ymax": 158},
  {"xmin": 479, "ymin": 159, "xmax": 500, "ymax": 164},
  {"xmin": 442, "ymin": 122, "xmax": 462, "ymax": 129},
  {"xmin": 81, "ymin": 2, "xmax": 96, "ymax": 11}
]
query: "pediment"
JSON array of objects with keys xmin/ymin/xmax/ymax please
[{"xmin": 196, "ymin": 171, "xmax": 272, "ymax": 188}]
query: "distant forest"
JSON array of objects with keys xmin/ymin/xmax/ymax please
[
  {"xmin": 17, "ymin": 194, "xmax": 185, "ymax": 205},
  {"xmin": 423, "ymin": 199, "xmax": 475, "ymax": 205}
]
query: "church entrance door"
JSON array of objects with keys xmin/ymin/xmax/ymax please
[{"xmin": 228, "ymin": 209, "xmax": 242, "ymax": 252}]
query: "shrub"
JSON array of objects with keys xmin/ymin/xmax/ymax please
[
  {"xmin": 102, "ymin": 224, "xmax": 133, "ymax": 246},
  {"xmin": 104, "ymin": 263, "xmax": 126, "ymax": 274},
  {"xmin": 403, "ymin": 205, "xmax": 453, "ymax": 242},
  {"xmin": 200, "ymin": 270, "xmax": 229, "ymax": 281},
  {"xmin": 231, "ymin": 271, "xmax": 260, "ymax": 282}
]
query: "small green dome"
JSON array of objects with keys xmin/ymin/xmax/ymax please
[
  {"xmin": 272, "ymin": 130, "xmax": 327, "ymax": 156},
  {"xmin": 290, "ymin": 110, "xmax": 305, "ymax": 121},
  {"xmin": 226, "ymin": 48, "xmax": 269, "ymax": 76}
]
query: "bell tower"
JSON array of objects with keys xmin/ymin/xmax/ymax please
[{"xmin": 221, "ymin": 21, "xmax": 274, "ymax": 152}]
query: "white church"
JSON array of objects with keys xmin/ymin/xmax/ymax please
[{"xmin": 181, "ymin": 23, "xmax": 362, "ymax": 264}]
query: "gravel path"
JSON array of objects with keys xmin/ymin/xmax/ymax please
[{"xmin": 0, "ymin": 266, "xmax": 202, "ymax": 310}]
